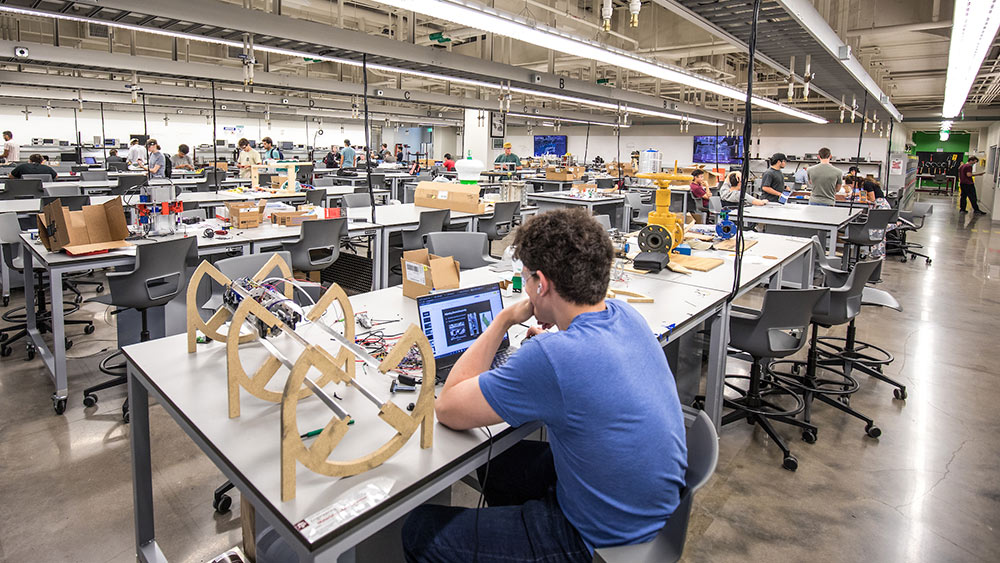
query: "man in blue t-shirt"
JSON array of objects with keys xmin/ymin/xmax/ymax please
[{"xmin": 402, "ymin": 208, "xmax": 687, "ymax": 563}]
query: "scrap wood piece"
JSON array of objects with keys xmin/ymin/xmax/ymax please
[
  {"xmin": 714, "ymin": 238, "xmax": 759, "ymax": 252},
  {"xmin": 607, "ymin": 288, "xmax": 654, "ymax": 304}
]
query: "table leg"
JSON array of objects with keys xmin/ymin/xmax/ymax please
[
  {"xmin": 800, "ymin": 245, "xmax": 814, "ymax": 289},
  {"xmin": 704, "ymin": 304, "xmax": 730, "ymax": 431},
  {"xmin": 826, "ymin": 227, "xmax": 838, "ymax": 258},
  {"xmin": 371, "ymin": 229, "xmax": 383, "ymax": 291},
  {"xmin": 129, "ymin": 364, "xmax": 167, "ymax": 563},
  {"xmin": 49, "ymin": 269, "xmax": 68, "ymax": 400}
]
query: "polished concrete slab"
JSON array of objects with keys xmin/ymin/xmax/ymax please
[{"xmin": 0, "ymin": 196, "xmax": 997, "ymax": 562}]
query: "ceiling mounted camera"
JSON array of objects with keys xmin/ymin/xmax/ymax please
[{"xmin": 13, "ymin": 46, "xmax": 29, "ymax": 58}]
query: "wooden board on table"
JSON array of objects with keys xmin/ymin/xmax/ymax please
[
  {"xmin": 714, "ymin": 238, "xmax": 758, "ymax": 252},
  {"xmin": 668, "ymin": 254, "xmax": 725, "ymax": 272}
]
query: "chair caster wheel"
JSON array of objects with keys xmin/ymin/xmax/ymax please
[
  {"xmin": 782, "ymin": 455, "xmax": 798, "ymax": 472},
  {"xmin": 65, "ymin": 338, "xmax": 73, "ymax": 350},
  {"xmin": 96, "ymin": 284, "xmax": 105, "ymax": 293},
  {"xmin": 53, "ymin": 396, "xmax": 67, "ymax": 415},
  {"xmin": 213, "ymin": 494, "xmax": 233, "ymax": 514},
  {"xmin": 2, "ymin": 296, "xmax": 8, "ymax": 306},
  {"xmin": 122, "ymin": 403, "xmax": 130, "ymax": 423},
  {"xmin": 865, "ymin": 424, "xmax": 881, "ymax": 438},
  {"xmin": 900, "ymin": 256, "xmax": 907, "ymax": 263},
  {"xmin": 26, "ymin": 345, "xmax": 35, "ymax": 361},
  {"xmin": 0, "ymin": 332, "xmax": 7, "ymax": 342},
  {"xmin": 83, "ymin": 394, "xmax": 98, "ymax": 408},
  {"xmin": 925, "ymin": 258, "xmax": 932, "ymax": 265},
  {"xmin": 84, "ymin": 324, "xmax": 96, "ymax": 335},
  {"xmin": 801, "ymin": 430, "xmax": 817, "ymax": 444},
  {"xmin": 691, "ymin": 399, "xmax": 705, "ymax": 410},
  {"xmin": 839, "ymin": 395, "xmax": 850, "ymax": 406},
  {"xmin": 894, "ymin": 388, "xmax": 907, "ymax": 400},
  {"xmin": 0, "ymin": 345, "xmax": 10, "ymax": 357},
  {"xmin": 74, "ymin": 295, "xmax": 83, "ymax": 304}
]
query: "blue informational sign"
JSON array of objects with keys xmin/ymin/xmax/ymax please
[
  {"xmin": 692, "ymin": 135, "xmax": 744, "ymax": 164},
  {"xmin": 534, "ymin": 135, "xmax": 567, "ymax": 156}
]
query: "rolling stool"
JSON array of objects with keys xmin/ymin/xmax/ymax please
[
  {"xmin": 716, "ymin": 288, "xmax": 829, "ymax": 471},
  {"xmin": 769, "ymin": 260, "xmax": 883, "ymax": 441},
  {"xmin": 82, "ymin": 237, "xmax": 196, "ymax": 422}
]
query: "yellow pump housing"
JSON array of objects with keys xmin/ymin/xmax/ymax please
[{"xmin": 635, "ymin": 163, "xmax": 690, "ymax": 253}]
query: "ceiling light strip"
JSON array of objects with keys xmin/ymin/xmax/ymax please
[{"xmin": 942, "ymin": 0, "xmax": 1000, "ymax": 118}]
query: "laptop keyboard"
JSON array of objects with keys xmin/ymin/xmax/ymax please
[{"xmin": 491, "ymin": 347, "xmax": 514, "ymax": 370}]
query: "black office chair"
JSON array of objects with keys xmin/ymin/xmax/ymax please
[
  {"xmin": 282, "ymin": 218, "xmax": 347, "ymax": 279},
  {"xmin": 0, "ymin": 213, "xmax": 95, "ymax": 360},
  {"xmin": 114, "ymin": 174, "xmax": 148, "ymax": 196},
  {"xmin": 477, "ymin": 201, "xmax": 520, "ymax": 257},
  {"xmin": 842, "ymin": 208, "xmax": 897, "ymax": 268},
  {"xmin": 40, "ymin": 195, "xmax": 91, "ymax": 211},
  {"xmin": 888, "ymin": 203, "xmax": 932, "ymax": 264},
  {"xmin": 401, "ymin": 209, "xmax": 449, "ymax": 251},
  {"xmin": 258, "ymin": 173, "xmax": 274, "ymax": 188},
  {"xmin": 769, "ymin": 260, "xmax": 883, "ymax": 441},
  {"xmin": 82, "ymin": 237, "xmax": 197, "ymax": 422},
  {"xmin": 107, "ymin": 161, "xmax": 129, "ymax": 172},
  {"xmin": 718, "ymin": 288, "xmax": 829, "ymax": 471},
  {"xmin": 296, "ymin": 164, "xmax": 315, "ymax": 186},
  {"xmin": 1, "ymin": 179, "xmax": 44, "ymax": 200},
  {"xmin": 368, "ymin": 173, "xmax": 387, "ymax": 191}
]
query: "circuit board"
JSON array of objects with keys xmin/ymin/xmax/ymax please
[{"xmin": 222, "ymin": 277, "xmax": 302, "ymax": 338}]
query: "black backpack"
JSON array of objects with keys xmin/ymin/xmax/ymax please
[{"xmin": 164, "ymin": 154, "xmax": 173, "ymax": 178}]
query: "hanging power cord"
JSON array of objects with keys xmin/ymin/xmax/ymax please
[
  {"xmin": 211, "ymin": 80, "xmax": 221, "ymax": 191},
  {"xmin": 730, "ymin": 0, "xmax": 763, "ymax": 303},
  {"xmin": 583, "ymin": 122, "xmax": 591, "ymax": 167},
  {"xmin": 362, "ymin": 54, "xmax": 377, "ymax": 225},
  {"xmin": 472, "ymin": 425, "xmax": 494, "ymax": 563}
]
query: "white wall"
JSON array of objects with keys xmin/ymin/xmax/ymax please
[
  {"xmin": 502, "ymin": 122, "xmax": 890, "ymax": 171},
  {"xmin": 980, "ymin": 121, "xmax": 1000, "ymax": 218},
  {"xmin": 463, "ymin": 108, "xmax": 490, "ymax": 165}
]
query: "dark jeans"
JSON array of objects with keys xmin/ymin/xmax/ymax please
[
  {"xmin": 959, "ymin": 183, "xmax": 981, "ymax": 212},
  {"xmin": 402, "ymin": 440, "xmax": 591, "ymax": 563}
]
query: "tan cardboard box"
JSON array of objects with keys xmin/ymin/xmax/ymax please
[
  {"xmin": 37, "ymin": 197, "xmax": 131, "ymax": 255},
  {"xmin": 401, "ymin": 249, "xmax": 461, "ymax": 299},
  {"xmin": 224, "ymin": 200, "xmax": 266, "ymax": 229},
  {"xmin": 271, "ymin": 210, "xmax": 315, "ymax": 226},
  {"xmin": 413, "ymin": 181, "xmax": 485, "ymax": 214}
]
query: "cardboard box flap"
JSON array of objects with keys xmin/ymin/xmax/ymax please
[
  {"xmin": 38, "ymin": 196, "xmax": 130, "ymax": 253},
  {"xmin": 64, "ymin": 240, "xmax": 131, "ymax": 256},
  {"xmin": 427, "ymin": 256, "xmax": 461, "ymax": 289},
  {"xmin": 101, "ymin": 197, "xmax": 131, "ymax": 241},
  {"xmin": 401, "ymin": 249, "xmax": 462, "ymax": 299}
]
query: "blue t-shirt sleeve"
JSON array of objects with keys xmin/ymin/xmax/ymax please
[{"xmin": 478, "ymin": 338, "xmax": 562, "ymax": 428}]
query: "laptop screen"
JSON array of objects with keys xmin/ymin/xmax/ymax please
[
  {"xmin": 417, "ymin": 283, "xmax": 509, "ymax": 362},
  {"xmin": 84, "ymin": 157, "xmax": 97, "ymax": 164}
]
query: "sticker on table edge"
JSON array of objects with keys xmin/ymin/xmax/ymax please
[{"xmin": 294, "ymin": 477, "xmax": 396, "ymax": 540}]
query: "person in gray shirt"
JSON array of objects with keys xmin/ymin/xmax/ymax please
[
  {"xmin": 806, "ymin": 147, "xmax": 842, "ymax": 206},
  {"xmin": 173, "ymin": 144, "xmax": 195, "ymax": 170},
  {"xmin": 145, "ymin": 139, "xmax": 166, "ymax": 178},
  {"xmin": 759, "ymin": 153, "xmax": 787, "ymax": 202}
]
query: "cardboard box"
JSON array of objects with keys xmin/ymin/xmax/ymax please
[
  {"xmin": 271, "ymin": 210, "xmax": 316, "ymax": 226},
  {"xmin": 413, "ymin": 181, "xmax": 486, "ymax": 214},
  {"xmin": 605, "ymin": 162, "xmax": 637, "ymax": 177},
  {"xmin": 37, "ymin": 197, "xmax": 131, "ymax": 255},
  {"xmin": 545, "ymin": 165, "xmax": 585, "ymax": 181},
  {"xmin": 679, "ymin": 165, "xmax": 721, "ymax": 188},
  {"xmin": 401, "ymin": 249, "xmax": 461, "ymax": 299},
  {"xmin": 223, "ymin": 200, "xmax": 266, "ymax": 229},
  {"xmin": 209, "ymin": 161, "xmax": 229, "ymax": 171}
]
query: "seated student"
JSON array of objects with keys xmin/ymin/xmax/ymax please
[
  {"xmin": 689, "ymin": 168, "xmax": 711, "ymax": 207},
  {"xmin": 9, "ymin": 153, "xmax": 58, "ymax": 180},
  {"xmin": 442, "ymin": 153, "xmax": 456, "ymax": 171},
  {"xmin": 323, "ymin": 145, "xmax": 340, "ymax": 168},
  {"xmin": 106, "ymin": 149, "xmax": 125, "ymax": 164},
  {"xmin": 719, "ymin": 171, "xmax": 766, "ymax": 206},
  {"xmin": 402, "ymin": 208, "xmax": 687, "ymax": 563},
  {"xmin": 173, "ymin": 144, "xmax": 195, "ymax": 171}
]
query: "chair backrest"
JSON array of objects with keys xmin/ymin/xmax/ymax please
[
  {"xmin": 44, "ymin": 185, "xmax": 83, "ymax": 197},
  {"xmin": 342, "ymin": 192, "xmax": 373, "ymax": 208},
  {"xmin": 313, "ymin": 176, "xmax": 335, "ymax": 187},
  {"xmin": 304, "ymin": 189, "xmax": 326, "ymax": 207},
  {"xmin": 41, "ymin": 195, "xmax": 91, "ymax": 211},
  {"xmin": 624, "ymin": 192, "xmax": 644, "ymax": 208},
  {"xmin": 847, "ymin": 208, "xmax": 897, "ymax": 245},
  {"xmin": 81, "ymin": 170, "xmax": 109, "ymax": 181},
  {"xmin": 814, "ymin": 259, "xmax": 880, "ymax": 326},
  {"xmin": 732, "ymin": 288, "xmax": 830, "ymax": 359},
  {"xmin": 1, "ymin": 179, "xmax": 44, "ymax": 199},
  {"xmin": 282, "ymin": 218, "xmax": 347, "ymax": 272},
  {"xmin": 0, "ymin": 212, "xmax": 21, "ymax": 245},
  {"xmin": 402, "ymin": 209, "xmax": 449, "ymax": 250},
  {"xmin": 258, "ymin": 173, "xmax": 274, "ymax": 187},
  {"xmin": 107, "ymin": 237, "xmax": 197, "ymax": 310},
  {"xmin": 707, "ymin": 196, "xmax": 722, "ymax": 213},
  {"xmin": 114, "ymin": 174, "xmax": 148, "ymax": 195},
  {"xmin": 107, "ymin": 161, "xmax": 129, "ymax": 172},
  {"xmin": 809, "ymin": 235, "xmax": 849, "ymax": 288},
  {"xmin": 594, "ymin": 214, "xmax": 612, "ymax": 230},
  {"xmin": 595, "ymin": 177, "xmax": 616, "ymax": 190},
  {"xmin": 216, "ymin": 251, "xmax": 292, "ymax": 283},
  {"xmin": 368, "ymin": 173, "xmax": 386, "ymax": 190},
  {"xmin": 424, "ymin": 232, "xmax": 494, "ymax": 270},
  {"xmin": 22, "ymin": 173, "xmax": 53, "ymax": 181},
  {"xmin": 932, "ymin": 174, "xmax": 946, "ymax": 183},
  {"xmin": 296, "ymin": 164, "xmax": 314, "ymax": 184},
  {"xmin": 477, "ymin": 200, "xmax": 520, "ymax": 240}
]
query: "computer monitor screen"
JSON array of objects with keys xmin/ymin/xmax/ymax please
[
  {"xmin": 417, "ymin": 283, "xmax": 508, "ymax": 361},
  {"xmin": 83, "ymin": 157, "xmax": 97, "ymax": 164},
  {"xmin": 281, "ymin": 141, "xmax": 294, "ymax": 151},
  {"xmin": 216, "ymin": 139, "xmax": 227, "ymax": 147},
  {"xmin": 60, "ymin": 152, "xmax": 78, "ymax": 163},
  {"xmin": 104, "ymin": 138, "xmax": 117, "ymax": 147},
  {"xmin": 692, "ymin": 135, "xmax": 744, "ymax": 164},
  {"xmin": 534, "ymin": 135, "xmax": 567, "ymax": 157}
]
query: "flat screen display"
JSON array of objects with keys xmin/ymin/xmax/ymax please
[
  {"xmin": 534, "ymin": 135, "xmax": 567, "ymax": 157},
  {"xmin": 692, "ymin": 135, "xmax": 744, "ymax": 164}
]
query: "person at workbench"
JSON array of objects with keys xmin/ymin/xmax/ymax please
[
  {"xmin": 719, "ymin": 171, "xmax": 765, "ymax": 206},
  {"xmin": 9, "ymin": 153, "xmax": 57, "ymax": 180},
  {"xmin": 236, "ymin": 138, "xmax": 262, "ymax": 179},
  {"xmin": 689, "ymin": 168, "xmax": 712, "ymax": 207},
  {"xmin": 760, "ymin": 152, "xmax": 788, "ymax": 202},
  {"xmin": 494, "ymin": 142, "xmax": 522, "ymax": 170},
  {"xmin": 402, "ymin": 208, "xmax": 687, "ymax": 563}
]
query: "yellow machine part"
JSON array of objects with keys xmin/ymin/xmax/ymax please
[{"xmin": 635, "ymin": 172, "xmax": 686, "ymax": 252}]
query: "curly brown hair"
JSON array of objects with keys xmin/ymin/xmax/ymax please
[{"xmin": 512, "ymin": 208, "xmax": 613, "ymax": 305}]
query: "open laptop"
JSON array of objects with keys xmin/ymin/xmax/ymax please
[{"xmin": 417, "ymin": 283, "xmax": 516, "ymax": 380}]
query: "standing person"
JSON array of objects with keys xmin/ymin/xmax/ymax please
[
  {"xmin": 127, "ymin": 138, "xmax": 147, "ymax": 167},
  {"xmin": 379, "ymin": 143, "xmax": 390, "ymax": 160},
  {"xmin": 145, "ymin": 139, "xmax": 166, "ymax": 179},
  {"xmin": 260, "ymin": 137, "xmax": 282, "ymax": 160},
  {"xmin": 794, "ymin": 164, "xmax": 809, "ymax": 187},
  {"xmin": 1, "ymin": 131, "xmax": 19, "ymax": 163},
  {"xmin": 106, "ymin": 149, "xmax": 125, "ymax": 164},
  {"xmin": 494, "ymin": 142, "xmax": 522, "ymax": 170},
  {"xmin": 236, "ymin": 138, "xmax": 262, "ymax": 179},
  {"xmin": 402, "ymin": 208, "xmax": 687, "ymax": 563},
  {"xmin": 807, "ymin": 148, "xmax": 842, "ymax": 206},
  {"xmin": 395, "ymin": 146, "xmax": 404, "ymax": 164},
  {"xmin": 719, "ymin": 171, "xmax": 766, "ymax": 206},
  {"xmin": 323, "ymin": 145, "xmax": 340, "ymax": 168},
  {"xmin": 689, "ymin": 169, "xmax": 712, "ymax": 207},
  {"xmin": 958, "ymin": 156, "xmax": 986, "ymax": 215},
  {"xmin": 442, "ymin": 153, "xmax": 456, "ymax": 171},
  {"xmin": 173, "ymin": 144, "xmax": 195, "ymax": 171},
  {"xmin": 340, "ymin": 140, "xmax": 357, "ymax": 168},
  {"xmin": 9, "ymin": 153, "xmax": 57, "ymax": 180},
  {"xmin": 759, "ymin": 153, "xmax": 787, "ymax": 202}
]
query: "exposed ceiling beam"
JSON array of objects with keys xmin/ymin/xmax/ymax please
[{"xmin": 845, "ymin": 20, "xmax": 953, "ymax": 38}]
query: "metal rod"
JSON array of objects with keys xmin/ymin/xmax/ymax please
[
  {"xmin": 211, "ymin": 80, "xmax": 220, "ymax": 190},
  {"xmin": 100, "ymin": 102, "xmax": 107, "ymax": 163},
  {"xmin": 256, "ymin": 337, "xmax": 350, "ymax": 420}
]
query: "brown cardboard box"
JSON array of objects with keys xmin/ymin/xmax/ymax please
[
  {"xmin": 679, "ymin": 165, "xmax": 721, "ymax": 188},
  {"xmin": 605, "ymin": 161, "xmax": 637, "ymax": 177},
  {"xmin": 37, "ymin": 197, "xmax": 131, "ymax": 255},
  {"xmin": 413, "ymin": 181, "xmax": 486, "ymax": 214},
  {"xmin": 401, "ymin": 249, "xmax": 461, "ymax": 299},
  {"xmin": 224, "ymin": 200, "xmax": 266, "ymax": 229},
  {"xmin": 545, "ymin": 166, "xmax": 585, "ymax": 181},
  {"xmin": 271, "ymin": 210, "xmax": 315, "ymax": 226}
]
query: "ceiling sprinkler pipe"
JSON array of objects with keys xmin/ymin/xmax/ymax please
[
  {"xmin": 602, "ymin": 0, "xmax": 614, "ymax": 31},
  {"xmin": 629, "ymin": 0, "xmax": 641, "ymax": 27}
]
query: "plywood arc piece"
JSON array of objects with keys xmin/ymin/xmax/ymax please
[{"xmin": 280, "ymin": 325, "xmax": 436, "ymax": 502}]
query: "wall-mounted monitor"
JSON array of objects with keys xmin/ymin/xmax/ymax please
[
  {"xmin": 692, "ymin": 135, "xmax": 744, "ymax": 164},
  {"xmin": 281, "ymin": 141, "xmax": 294, "ymax": 151},
  {"xmin": 534, "ymin": 135, "xmax": 567, "ymax": 157}
]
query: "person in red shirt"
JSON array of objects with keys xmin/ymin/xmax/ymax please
[
  {"xmin": 442, "ymin": 153, "xmax": 456, "ymax": 171},
  {"xmin": 689, "ymin": 169, "xmax": 711, "ymax": 207},
  {"xmin": 958, "ymin": 156, "xmax": 986, "ymax": 215}
]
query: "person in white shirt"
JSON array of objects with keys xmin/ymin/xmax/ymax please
[
  {"xmin": 236, "ymin": 137, "xmax": 262, "ymax": 179},
  {"xmin": 793, "ymin": 164, "xmax": 809, "ymax": 186},
  {"xmin": 719, "ymin": 171, "xmax": 766, "ymax": 206},
  {"xmin": 127, "ymin": 138, "xmax": 147, "ymax": 167},
  {"xmin": 2, "ymin": 131, "xmax": 20, "ymax": 163}
]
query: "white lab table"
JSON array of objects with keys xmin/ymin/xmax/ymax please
[
  {"xmin": 738, "ymin": 203, "xmax": 862, "ymax": 257},
  {"xmin": 526, "ymin": 190, "xmax": 628, "ymax": 230}
]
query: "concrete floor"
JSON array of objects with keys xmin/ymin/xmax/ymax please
[{"xmin": 0, "ymin": 196, "xmax": 997, "ymax": 562}]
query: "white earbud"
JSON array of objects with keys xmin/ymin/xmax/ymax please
[{"xmin": 536, "ymin": 284, "xmax": 541, "ymax": 295}]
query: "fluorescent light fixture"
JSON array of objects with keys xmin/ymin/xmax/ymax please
[
  {"xmin": 943, "ymin": 0, "xmax": 1000, "ymax": 118},
  {"xmin": 0, "ymin": 5, "xmax": 730, "ymax": 125},
  {"xmin": 940, "ymin": 130, "xmax": 950, "ymax": 141},
  {"xmin": 505, "ymin": 112, "xmax": 626, "ymax": 127},
  {"xmin": 376, "ymin": 0, "xmax": 827, "ymax": 123},
  {"xmin": 940, "ymin": 120, "xmax": 954, "ymax": 130}
]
